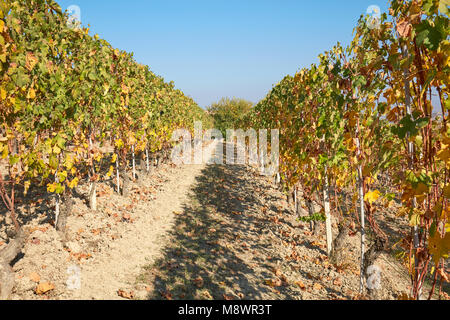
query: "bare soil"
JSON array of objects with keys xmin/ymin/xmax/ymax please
[{"xmin": 0, "ymin": 141, "xmax": 448, "ymax": 300}]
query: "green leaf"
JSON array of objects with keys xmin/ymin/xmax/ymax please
[
  {"xmin": 88, "ymin": 71, "xmax": 97, "ymax": 81},
  {"xmin": 430, "ymin": 221, "xmax": 437, "ymax": 238},
  {"xmin": 352, "ymin": 75, "xmax": 367, "ymax": 89},
  {"xmin": 49, "ymin": 154, "xmax": 58, "ymax": 170},
  {"xmin": 9, "ymin": 155, "xmax": 20, "ymax": 165},
  {"xmin": 415, "ymin": 19, "xmax": 445, "ymax": 51}
]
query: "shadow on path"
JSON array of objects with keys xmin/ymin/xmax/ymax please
[{"xmin": 144, "ymin": 161, "xmax": 303, "ymax": 300}]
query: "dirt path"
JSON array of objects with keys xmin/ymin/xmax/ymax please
[{"xmin": 69, "ymin": 165, "xmax": 207, "ymax": 299}]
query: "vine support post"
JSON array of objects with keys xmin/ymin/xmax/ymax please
[
  {"xmin": 357, "ymin": 162, "xmax": 365, "ymax": 294},
  {"xmin": 88, "ymin": 135, "xmax": 97, "ymax": 211},
  {"xmin": 401, "ymin": 42, "xmax": 420, "ymax": 299},
  {"xmin": 54, "ymin": 171, "xmax": 60, "ymax": 225},
  {"xmin": 116, "ymin": 154, "xmax": 120, "ymax": 194},
  {"xmin": 355, "ymin": 120, "xmax": 365, "ymax": 294},
  {"xmin": 294, "ymin": 185, "xmax": 298, "ymax": 216},
  {"xmin": 132, "ymin": 144, "xmax": 136, "ymax": 180},
  {"xmin": 145, "ymin": 148, "xmax": 150, "ymax": 172},
  {"xmin": 323, "ymin": 167, "xmax": 332, "ymax": 257},
  {"xmin": 2, "ymin": 140, "xmax": 20, "ymax": 232},
  {"xmin": 88, "ymin": 178, "xmax": 97, "ymax": 211}
]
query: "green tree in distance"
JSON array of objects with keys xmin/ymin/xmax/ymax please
[{"xmin": 207, "ymin": 97, "xmax": 253, "ymax": 135}]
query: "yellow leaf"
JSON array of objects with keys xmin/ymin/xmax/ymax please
[
  {"xmin": 437, "ymin": 147, "xmax": 450, "ymax": 162},
  {"xmin": 68, "ymin": 177, "xmax": 79, "ymax": 189},
  {"xmin": 428, "ymin": 231, "xmax": 450, "ymax": 265},
  {"xmin": 409, "ymin": 210, "xmax": 421, "ymax": 227},
  {"xmin": 35, "ymin": 282, "xmax": 55, "ymax": 295},
  {"xmin": 64, "ymin": 154, "xmax": 74, "ymax": 170},
  {"xmin": 2, "ymin": 145, "xmax": 8, "ymax": 158},
  {"xmin": 398, "ymin": 293, "xmax": 415, "ymax": 300},
  {"xmin": 24, "ymin": 180, "xmax": 31, "ymax": 195},
  {"xmin": 47, "ymin": 182, "xmax": 57, "ymax": 193},
  {"xmin": 114, "ymin": 139, "xmax": 124, "ymax": 148},
  {"xmin": 443, "ymin": 184, "xmax": 450, "ymax": 199},
  {"xmin": 58, "ymin": 171, "xmax": 67, "ymax": 183},
  {"xmin": 364, "ymin": 190, "xmax": 381, "ymax": 205},
  {"xmin": 365, "ymin": 176, "xmax": 375, "ymax": 185},
  {"xmin": 27, "ymin": 88, "xmax": 36, "ymax": 99},
  {"xmin": 0, "ymin": 87, "xmax": 6, "ymax": 100},
  {"xmin": 362, "ymin": 166, "xmax": 371, "ymax": 177},
  {"xmin": 106, "ymin": 165, "xmax": 114, "ymax": 178},
  {"xmin": 414, "ymin": 182, "xmax": 429, "ymax": 196}
]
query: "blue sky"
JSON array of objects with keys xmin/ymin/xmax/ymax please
[{"xmin": 56, "ymin": 0, "xmax": 390, "ymax": 108}]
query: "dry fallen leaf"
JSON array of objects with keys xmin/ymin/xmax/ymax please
[
  {"xmin": 313, "ymin": 282, "xmax": 322, "ymax": 291},
  {"xmin": 223, "ymin": 294, "xmax": 234, "ymax": 300},
  {"xmin": 265, "ymin": 278, "xmax": 282, "ymax": 287},
  {"xmin": 36, "ymin": 282, "xmax": 55, "ymax": 295},
  {"xmin": 160, "ymin": 290, "xmax": 173, "ymax": 300},
  {"xmin": 396, "ymin": 19, "xmax": 412, "ymax": 38},
  {"xmin": 29, "ymin": 272, "xmax": 40, "ymax": 283},
  {"xmin": 279, "ymin": 274, "xmax": 288, "ymax": 285},
  {"xmin": 201, "ymin": 290, "xmax": 213, "ymax": 299},
  {"xmin": 272, "ymin": 267, "xmax": 282, "ymax": 277},
  {"xmin": 117, "ymin": 289, "xmax": 135, "ymax": 300},
  {"xmin": 194, "ymin": 276, "xmax": 204, "ymax": 288},
  {"xmin": 295, "ymin": 280, "xmax": 306, "ymax": 290},
  {"xmin": 70, "ymin": 252, "xmax": 92, "ymax": 262}
]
